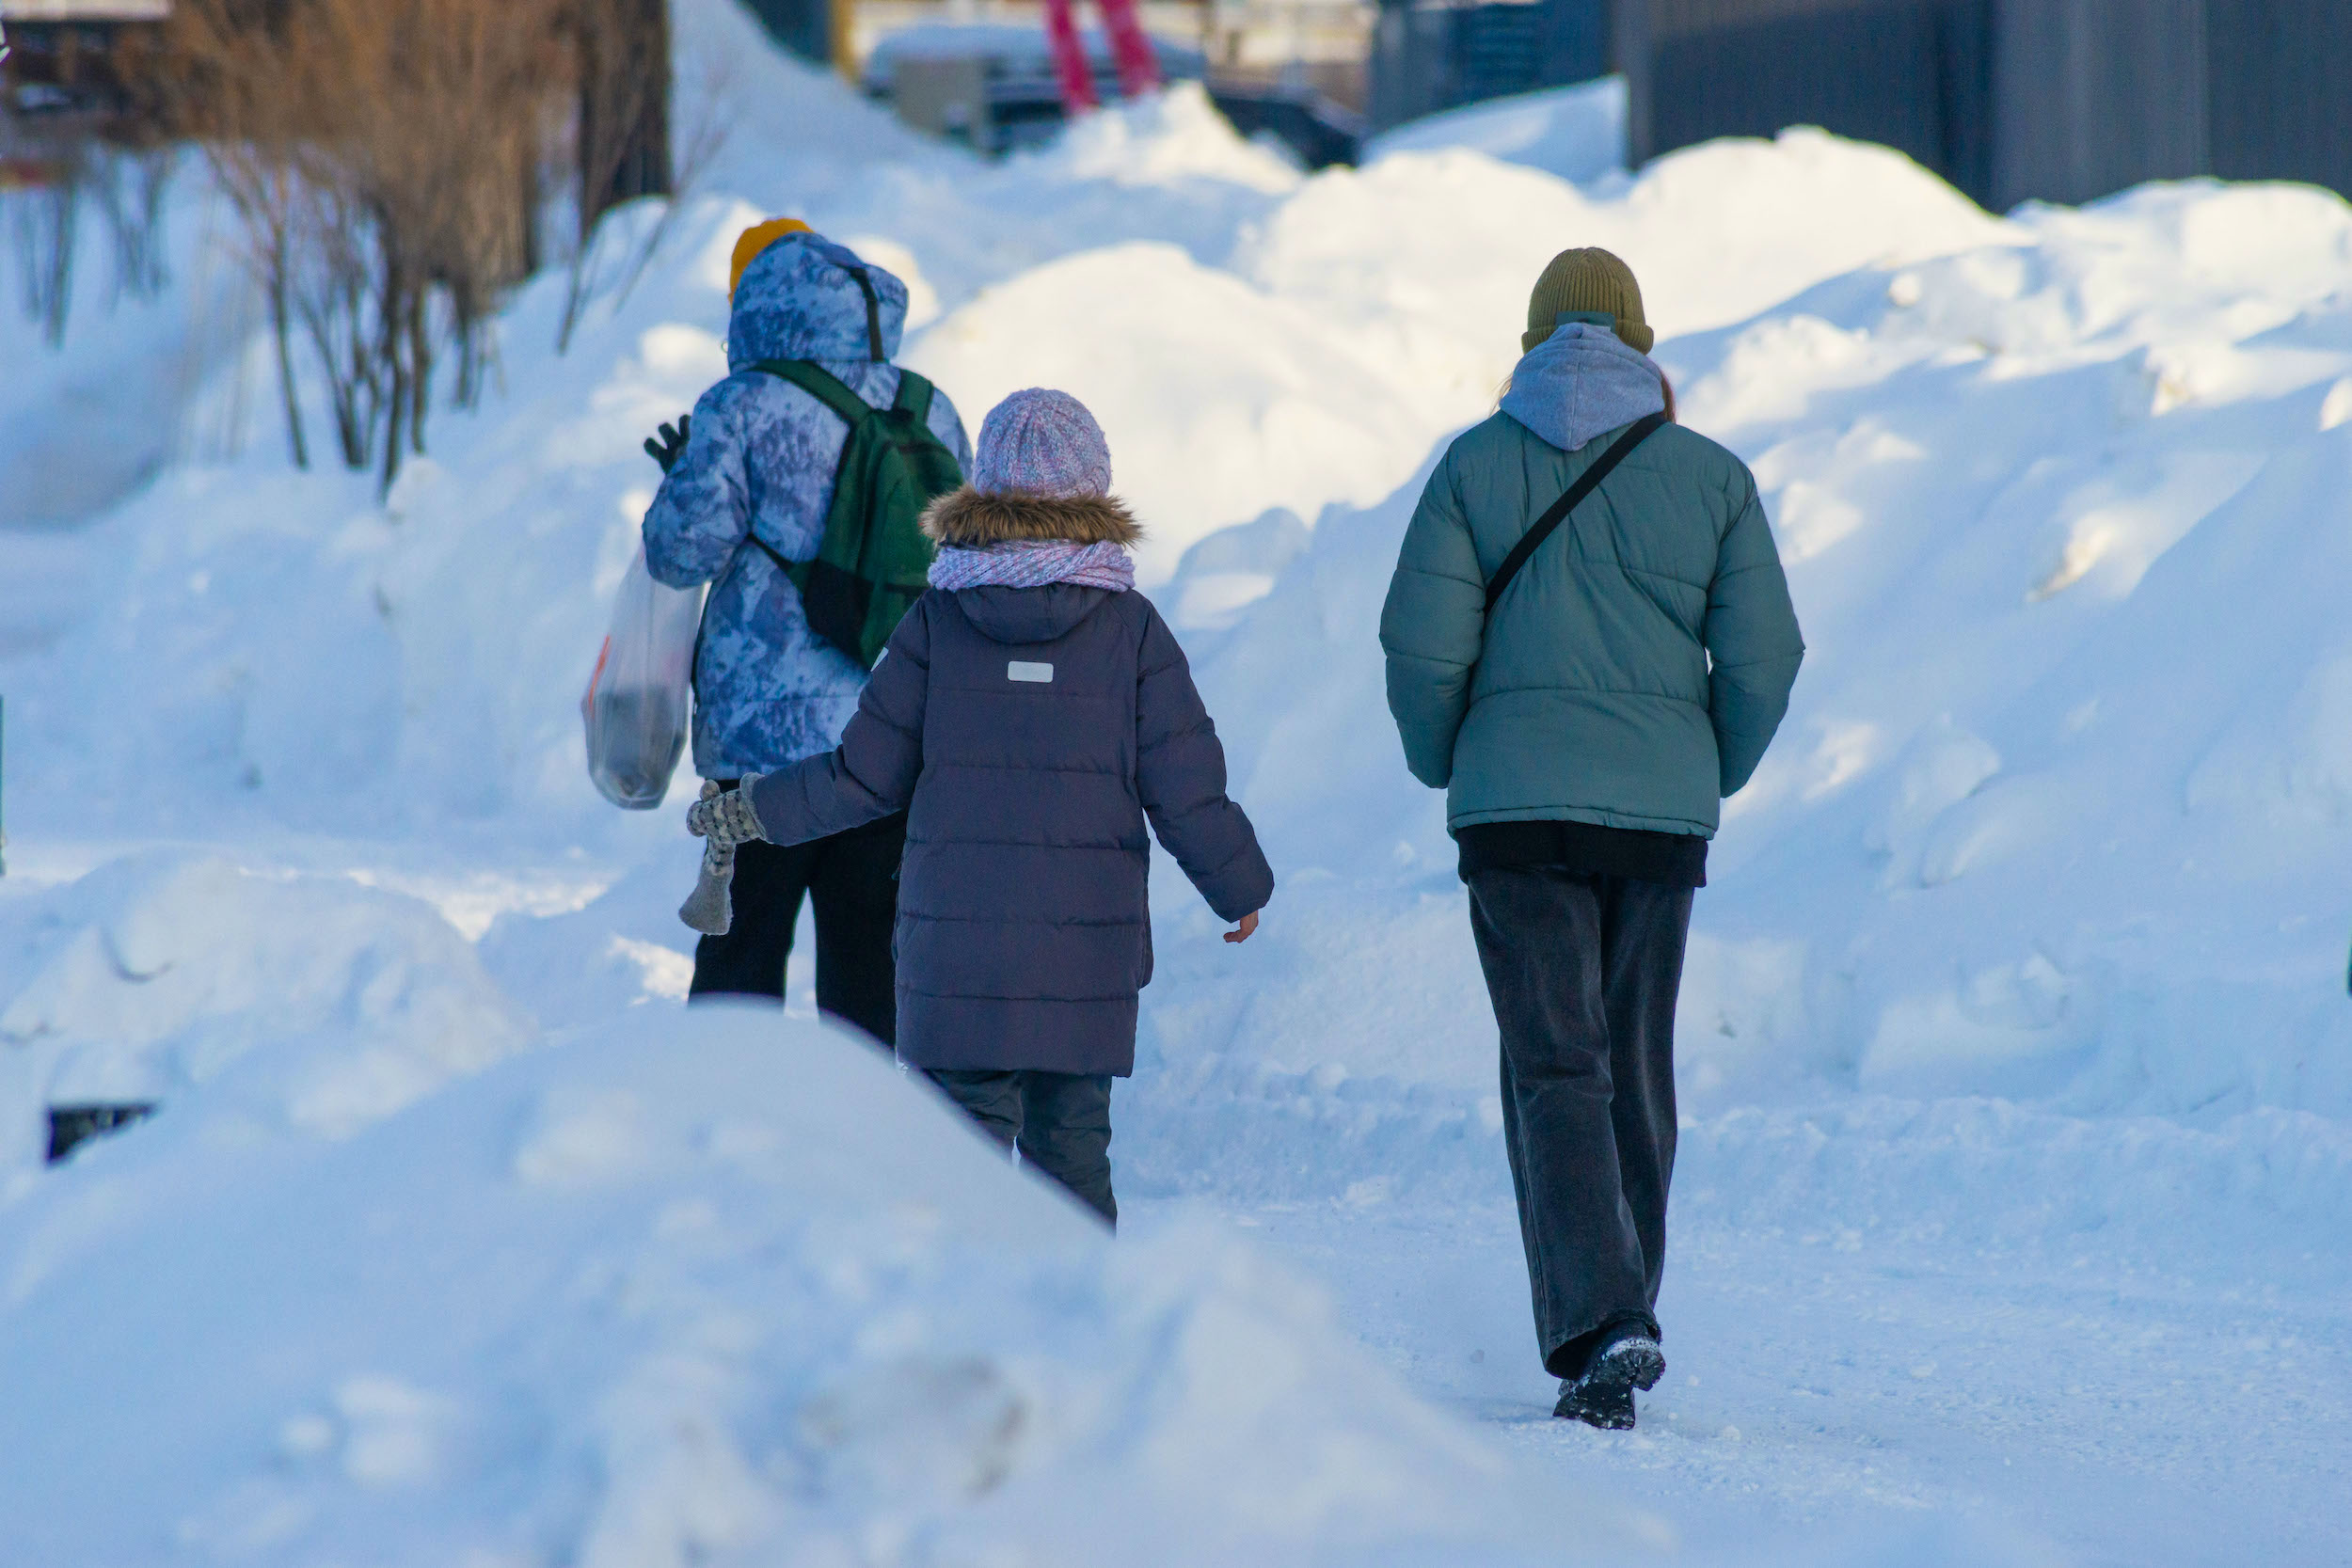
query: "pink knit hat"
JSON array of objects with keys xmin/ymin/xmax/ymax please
[{"xmin": 970, "ymin": 388, "xmax": 1113, "ymax": 499}]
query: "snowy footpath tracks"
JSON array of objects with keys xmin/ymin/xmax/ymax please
[{"xmin": 1135, "ymin": 1180, "xmax": 2352, "ymax": 1566}]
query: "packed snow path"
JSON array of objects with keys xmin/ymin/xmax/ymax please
[
  {"xmin": 1132, "ymin": 1190, "xmax": 2352, "ymax": 1564},
  {"xmin": 3, "ymin": 7, "xmax": 2349, "ymax": 1560}
]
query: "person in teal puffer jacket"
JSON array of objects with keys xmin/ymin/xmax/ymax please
[{"xmin": 1380, "ymin": 247, "xmax": 1803, "ymax": 1433}]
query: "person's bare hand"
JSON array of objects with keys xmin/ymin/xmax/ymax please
[{"xmin": 1224, "ymin": 911, "xmax": 1260, "ymax": 944}]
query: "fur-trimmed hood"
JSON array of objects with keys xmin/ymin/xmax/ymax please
[{"xmin": 920, "ymin": 486, "xmax": 1143, "ymax": 548}]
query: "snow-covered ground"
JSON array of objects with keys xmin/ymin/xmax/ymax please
[{"xmin": 3, "ymin": 3, "xmax": 2349, "ymax": 1560}]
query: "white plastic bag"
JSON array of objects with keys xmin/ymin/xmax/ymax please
[{"xmin": 581, "ymin": 545, "xmax": 702, "ymax": 809}]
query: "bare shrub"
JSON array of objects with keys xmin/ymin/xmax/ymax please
[
  {"xmin": 557, "ymin": 48, "xmax": 730, "ymax": 356},
  {"xmin": 4, "ymin": 139, "xmax": 177, "ymax": 349},
  {"xmin": 7, "ymin": 158, "xmax": 83, "ymax": 347},
  {"xmin": 576, "ymin": 0, "xmax": 671, "ymax": 235},
  {"xmin": 158, "ymin": 0, "xmax": 657, "ymax": 492},
  {"xmin": 93, "ymin": 144, "xmax": 176, "ymax": 303}
]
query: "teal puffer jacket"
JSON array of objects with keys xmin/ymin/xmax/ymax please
[{"xmin": 1379, "ymin": 412, "xmax": 1804, "ymax": 837}]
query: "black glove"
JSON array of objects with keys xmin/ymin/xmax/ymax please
[{"xmin": 644, "ymin": 415, "xmax": 691, "ymax": 473}]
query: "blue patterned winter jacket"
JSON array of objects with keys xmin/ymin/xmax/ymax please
[{"xmin": 643, "ymin": 232, "xmax": 972, "ymax": 779}]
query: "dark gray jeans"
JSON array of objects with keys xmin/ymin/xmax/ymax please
[
  {"xmin": 928, "ymin": 1069, "xmax": 1117, "ymax": 1227},
  {"xmin": 1468, "ymin": 867, "xmax": 1693, "ymax": 1379}
]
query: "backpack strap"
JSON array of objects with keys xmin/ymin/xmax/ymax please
[
  {"xmin": 743, "ymin": 358, "xmax": 872, "ymax": 427},
  {"xmin": 726, "ymin": 360, "xmax": 875, "ymax": 583},
  {"xmin": 737, "ymin": 357, "xmax": 929, "ymax": 562},
  {"xmin": 1485, "ymin": 411, "xmax": 1669, "ymax": 614},
  {"xmin": 749, "ymin": 358, "xmax": 932, "ymax": 426},
  {"xmin": 891, "ymin": 369, "xmax": 935, "ymax": 424},
  {"xmin": 729, "ymin": 357, "xmax": 950, "ymax": 670}
]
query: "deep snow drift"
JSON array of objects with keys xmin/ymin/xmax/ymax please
[
  {"xmin": 3, "ymin": 1003, "xmax": 1607, "ymax": 1567},
  {"xmin": 3, "ymin": 4, "xmax": 2350, "ymax": 1560}
]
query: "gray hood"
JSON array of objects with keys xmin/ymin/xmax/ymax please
[{"xmin": 1499, "ymin": 324, "xmax": 1667, "ymax": 453}]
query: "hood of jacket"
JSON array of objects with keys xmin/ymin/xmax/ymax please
[
  {"xmin": 727, "ymin": 232, "xmax": 910, "ymax": 371},
  {"xmin": 920, "ymin": 487, "xmax": 1143, "ymax": 548},
  {"xmin": 952, "ymin": 583, "xmax": 1117, "ymax": 645},
  {"xmin": 1498, "ymin": 323, "xmax": 1667, "ymax": 453}
]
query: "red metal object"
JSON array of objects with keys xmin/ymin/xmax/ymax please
[
  {"xmin": 1041, "ymin": 0, "xmax": 1161, "ymax": 117},
  {"xmin": 1041, "ymin": 0, "xmax": 1099, "ymax": 113},
  {"xmin": 1097, "ymin": 0, "xmax": 1163, "ymax": 99}
]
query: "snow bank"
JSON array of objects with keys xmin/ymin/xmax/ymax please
[
  {"xmin": 0, "ymin": 58, "xmax": 2021, "ymax": 843},
  {"xmin": 1362, "ymin": 76, "xmax": 1628, "ymax": 184},
  {"xmin": 1118, "ymin": 166, "xmax": 2352, "ymax": 1148},
  {"xmin": 8, "ymin": 10, "xmax": 2345, "ymax": 1144},
  {"xmin": 1660, "ymin": 181, "xmax": 2352, "ymax": 1121},
  {"xmin": 0, "ymin": 854, "xmax": 529, "ymax": 1177},
  {"xmin": 908, "ymin": 240, "xmax": 1448, "ymax": 578},
  {"xmin": 0, "ymin": 1004, "xmax": 1637, "ymax": 1567},
  {"xmin": 0, "ymin": 167, "xmax": 252, "ymax": 532},
  {"xmin": 905, "ymin": 118, "xmax": 2009, "ymax": 574}
]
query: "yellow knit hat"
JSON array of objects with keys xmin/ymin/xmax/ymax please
[
  {"xmin": 729, "ymin": 217, "xmax": 812, "ymax": 298},
  {"xmin": 1524, "ymin": 246, "xmax": 1653, "ymax": 355}
]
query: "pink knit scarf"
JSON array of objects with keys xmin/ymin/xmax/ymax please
[{"xmin": 929, "ymin": 540, "xmax": 1136, "ymax": 593}]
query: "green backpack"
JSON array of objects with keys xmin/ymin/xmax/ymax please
[{"xmin": 742, "ymin": 358, "xmax": 963, "ymax": 670}]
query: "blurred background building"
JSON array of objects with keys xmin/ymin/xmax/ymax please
[
  {"xmin": 857, "ymin": 21, "xmax": 1209, "ymax": 153},
  {"xmin": 0, "ymin": 1, "xmax": 169, "ymax": 116},
  {"xmin": 5, "ymin": 1, "xmax": 2348, "ymax": 203},
  {"xmin": 1365, "ymin": 0, "xmax": 2352, "ymax": 207},
  {"xmin": 0, "ymin": 0, "xmax": 170, "ymax": 182},
  {"xmin": 1611, "ymin": 0, "xmax": 2352, "ymax": 209},
  {"xmin": 1368, "ymin": 0, "xmax": 1603, "ymax": 127},
  {"xmin": 803, "ymin": 0, "xmax": 2352, "ymax": 206},
  {"xmin": 744, "ymin": 0, "xmax": 1371, "ymax": 164}
]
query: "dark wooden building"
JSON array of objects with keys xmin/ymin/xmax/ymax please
[
  {"xmin": 1371, "ymin": 0, "xmax": 1609, "ymax": 129},
  {"xmin": 1613, "ymin": 0, "xmax": 2352, "ymax": 208},
  {"xmin": 1614, "ymin": 0, "xmax": 1989, "ymax": 191},
  {"xmin": 2, "ymin": 2, "xmax": 172, "ymax": 184},
  {"xmin": 1371, "ymin": 0, "xmax": 2352, "ymax": 207},
  {"xmin": 1, "ymin": 1, "xmax": 171, "ymax": 119}
]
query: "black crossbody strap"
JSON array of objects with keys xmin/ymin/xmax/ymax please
[{"xmin": 1485, "ymin": 410, "xmax": 1669, "ymax": 614}]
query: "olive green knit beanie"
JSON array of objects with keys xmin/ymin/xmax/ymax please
[{"xmin": 1523, "ymin": 246, "xmax": 1653, "ymax": 355}]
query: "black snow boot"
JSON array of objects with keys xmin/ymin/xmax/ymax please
[{"xmin": 1552, "ymin": 1323, "xmax": 1665, "ymax": 1431}]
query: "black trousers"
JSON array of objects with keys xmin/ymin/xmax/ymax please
[
  {"xmin": 1467, "ymin": 867, "xmax": 1693, "ymax": 1380},
  {"xmin": 928, "ymin": 1069, "xmax": 1117, "ymax": 1227},
  {"xmin": 687, "ymin": 808, "xmax": 907, "ymax": 1047}
]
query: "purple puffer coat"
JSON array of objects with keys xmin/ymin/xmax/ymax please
[{"xmin": 746, "ymin": 490, "xmax": 1274, "ymax": 1075}]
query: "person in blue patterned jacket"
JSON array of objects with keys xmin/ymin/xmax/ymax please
[{"xmin": 643, "ymin": 219, "xmax": 972, "ymax": 1033}]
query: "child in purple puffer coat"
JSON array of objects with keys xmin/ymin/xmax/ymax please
[{"xmin": 689, "ymin": 388, "xmax": 1274, "ymax": 1226}]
